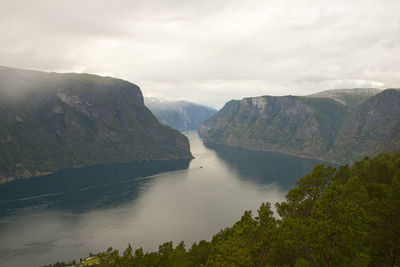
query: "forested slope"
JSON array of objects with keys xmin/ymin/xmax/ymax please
[
  {"xmin": 199, "ymin": 89, "xmax": 400, "ymax": 164},
  {"xmin": 0, "ymin": 66, "xmax": 192, "ymax": 183}
]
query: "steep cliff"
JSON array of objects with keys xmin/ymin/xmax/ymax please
[
  {"xmin": 200, "ymin": 89, "xmax": 400, "ymax": 163},
  {"xmin": 200, "ymin": 95, "xmax": 348, "ymax": 159},
  {"xmin": 144, "ymin": 97, "xmax": 217, "ymax": 132},
  {"xmin": 0, "ymin": 66, "xmax": 192, "ymax": 183}
]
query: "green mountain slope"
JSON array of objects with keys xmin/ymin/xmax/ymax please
[
  {"xmin": 200, "ymin": 89, "xmax": 400, "ymax": 163},
  {"xmin": 197, "ymin": 100, "xmax": 240, "ymax": 136},
  {"xmin": 326, "ymin": 89, "xmax": 400, "ymax": 163},
  {"xmin": 0, "ymin": 66, "xmax": 192, "ymax": 183},
  {"xmin": 200, "ymin": 95, "xmax": 349, "ymax": 160}
]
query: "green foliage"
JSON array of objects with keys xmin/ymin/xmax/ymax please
[
  {"xmin": 46, "ymin": 152, "xmax": 400, "ymax": 266},
  {"xmin": 188, "ymin": 240, "xmax": 211, "ymax": 266},
  {"xmin": 276, "ymin": 164, "xmax": 336, "ymax": 218}
]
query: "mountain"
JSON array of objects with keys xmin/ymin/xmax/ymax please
[
  {"xmin": 199, "ymin": 95, "xmax": 347, "ymax": 160},
  {"xmin": 144, "ymin": 97, "xmax": 217, "ymax": 132},
  {"xmin": 307, "ymin": 88, "xmax": 381, "ymax": 106},
  {"xmin": 0, "ymin": 66, "xmax": 192, "ymax": 183},
  {"xmin": 326, "ymin": 89, "xmax": 400, "ymax": 162},
  {"xmin": 199, "ymin": 88, "xmax": 400, "ymax": 163}
]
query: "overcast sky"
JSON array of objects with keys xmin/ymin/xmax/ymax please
[{"xmin": 1, "ymin": 0, "xmax": 399, "ymax": 108}]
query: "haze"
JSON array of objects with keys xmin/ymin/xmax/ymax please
[{"xmin": 1, "ymin": 0, "xmax": 399, "ymax": 108}]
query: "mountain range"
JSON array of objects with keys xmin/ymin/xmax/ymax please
[
  {"xmin": 144, "ymin": 97, "xmax": 217, "ymax": 132},
  {"xmin": 199, "ymin": 88, "xmax": 400, "ymax": 163},
  {"xmin": 1, "ymin": 65, "xmax": 398, "ymax": 182},
  {"xmin": 0, "ymin": 66, "xmax": 192, "ymax": 183}
]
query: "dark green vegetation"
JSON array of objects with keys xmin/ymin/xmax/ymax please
[
  {"xmin": 144, "ymin": 97, "xmax": 217, "ymax": 132},
  {"xmin": 0, "ymin": 66, "xmax": 192, "ymax": 183},
  {"xmin": 46, "ymin": 152, "xmax": 400, "ymax": 266},
  {"xmin": 199, "ymin": 89, "xmax": 400, "ymax": 164}
]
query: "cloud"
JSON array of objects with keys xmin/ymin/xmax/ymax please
[{"xmin": 1, "ymin": 0, "xmax": 399, "ymax": 108}]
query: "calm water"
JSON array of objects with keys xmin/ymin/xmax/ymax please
[{"xmin": 0, "ymin": 133, "xmax": 330, "ymax": 266}]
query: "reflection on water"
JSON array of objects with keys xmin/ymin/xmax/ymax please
[
  {"xmin": 0, "ymin": 132, "xmax": 330, "ymax": 267},
  {"xmin": 205, "ymin": 143, "xmax": 332, "ymax": 189}
]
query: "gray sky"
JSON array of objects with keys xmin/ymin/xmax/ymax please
[{"xmin": 1, "ymin": 0, "xmax": 399, "ymax": 108}]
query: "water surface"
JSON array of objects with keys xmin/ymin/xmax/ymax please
[{"xmin": 0, "ymin": 133, "xmax": 331, "ymax": 266}]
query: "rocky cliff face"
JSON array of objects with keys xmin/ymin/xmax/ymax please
[
  {"xmin": 0, "ymin": 66, "xmax": 192, "ymax": 183},
  {"xmin": 200, "ymin": 95, "xmax": 343, "ymax": 159},
  {"xmin": 144, "ymin": 97, "xmax": 217, "ymax": 132},
  {"xmin": 200, "ymin": 89, "xmax": 400, "ymax": 163}
]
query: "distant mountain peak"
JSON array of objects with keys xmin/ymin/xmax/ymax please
[
  {"xmin": 306, "ymin": 88, "xmax": 381, "ymax": 106},
  {"xmin": 144, "ymin": 97, "xmax": 217, "ymax": 132}
]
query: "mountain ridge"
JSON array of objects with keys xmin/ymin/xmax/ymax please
[
  {"xmin": 0, "ymin": 66, "xmax": 193, "ymax": 183},
  {"xmin": 306, "ymin": 88, "xmax": 381, "ymax": 106},
  {"xmin": 200, "ymin": 88, "xmax": 400, "ymax": 163}
]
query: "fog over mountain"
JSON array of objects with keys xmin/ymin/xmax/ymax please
[
  {"xmin": 144, "ymin": 97, "xmax": 217, "ymax": 132},
  {"xmin": 1, "ymin": 0, "xmax": 400, "ymax": 107},
  {"xmin": 0, "ymin": 66, "xmax": 192, "ymax": 183}
]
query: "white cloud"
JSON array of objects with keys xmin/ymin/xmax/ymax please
[{"xmin": 1, "ymin": 0, "xmax": 399, "ymax": 108}]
